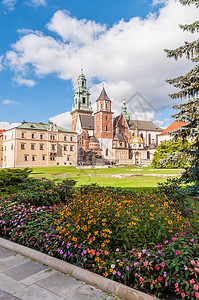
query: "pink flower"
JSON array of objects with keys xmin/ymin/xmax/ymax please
[
  {"xmin": 193, "ymin": 284, "xmax": 199, "ymax": 291},
  {"xmin": 175, "ymin": 251, "xmax": 179, "ymax": 255},
  {"xmin": 175, "ymin": 283, "xmax": 179, "ymax": 288},
  {"xmin": 195, "ymin": 292, "xmax": 199, "ymax": 299},
  {"xmin": 96, "ymin": 252, "xmax": 100, "ymax": 256},
  {"xmin": 144, "ymin": 262, "xmax": 148, "ymax": 267},
  {"xmin": 191, "ymin": 260, "xmax": 196, "ymax": 265},
  {"xmin": 113, "ymin": 270, "xmax": 116, "ymax": 275},
  {"xmin": 190, "ymin": 279, "xmax": 195, "ymax": 284},
  {"xmin": 140, "ymin": 277, "xmax": 143, "ymax": 282},
  {"xmin": 152, "ymin": 280, "xmax": 156, "ymax": 285},
  {"xmin": 181, "ymin": 232, "xmax": 185, "ymax": 236},
  {"xmin": 172, "ymin": 237, "xmax": 176, "ymax": 241},
  {"xmin": 134, "ymin": 262, "xmax": 137, "ymax": 267},
  {"xmin": 111, "ymin": 264, "xmax": 115, "ymax": 269},
  {"xmin": 161, "ymin": 262, "xmax": 165, "ymax": 267},
  {"xmin": 195, "ymin": 267, "xmax": 199, "ymax": 273},
  {"xmin": 135, "ymin": 273, "xmax": 138, "ymax": 277},
  {"xmin": 181, "ymin": 292, "xmax": 185, "ymax": 298},
  {"xmin": 104, "ymin": 250, "xmax": 109, "ymax": 255},
  {"xmin": 175, "ymin": 288, "xmax": 179, "ymax": 293},
  {"xmin": 115, "ymin": 248, "xmax": 119, "ymax": 252},
  {"xmin": 138, "ymin": 252, "xmax": 141, "ymax": 259},
  {"xmin": 126, "ymin": 266, "xmax": 129, "ymax": 271},
  {"xmin": 165, "ymin": 282, "xmax": 168, "ymax": 286}
]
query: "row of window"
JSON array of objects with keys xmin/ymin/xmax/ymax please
[
  {"xmin": 21, "ymin": 132, "xmax": 74, "ymax": 141},
  {"xmin": 24, "ymin": 155, "xmax": 71, "ymax": 161},
  {"xmin": 21, "ymin": 144, "xmax": 74, "ymax": 151},
  {"xmin": 97, "ymin": 102, "xmax": 110, "ymax": 110}
]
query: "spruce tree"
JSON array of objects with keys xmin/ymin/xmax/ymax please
[{"xmin": 164, "ymin": 0, "xmax": 199, "ymax": 195}]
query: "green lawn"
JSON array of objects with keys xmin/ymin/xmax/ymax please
[{"xmin": 30, "ymin": 165, "xmax": 183, "ymax": 191}]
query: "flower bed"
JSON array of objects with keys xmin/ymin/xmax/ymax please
[{"xmin": 0, "ymin": 184, "xmax": 198, "ymax": 299}]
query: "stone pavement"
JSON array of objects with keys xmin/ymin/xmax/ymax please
[{"xmin": 0, "ymin": 246, "xmax": 121, "ymax": 300}]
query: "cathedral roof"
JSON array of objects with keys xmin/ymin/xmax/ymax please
[
  {"xmin": 159, "ymin": 121, "xmax": 188, "ymax": 136},
  {"xmin": 129, "ymin": 136, "xmax": 144, "ymax": 144},
  {"xmin": 128, "ymin": 120, "xmax": 163, "ymax": 131},
  {"xmin": 79, "ymin": 114, "xmax": 94, "ymax": 130},
  {"xmin": 96, "ymin": 87, "xmax": 110, "ymax": 101},
  {"xmin": 113, "ymin": 134, "xmax": 125, "ymax": 141}
]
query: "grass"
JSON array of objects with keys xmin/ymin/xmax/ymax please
[{"xmin": 30, "ymin": 165, "xmax": 183, "ymax": 191}]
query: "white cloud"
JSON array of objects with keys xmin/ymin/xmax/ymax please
[
  {"xmin": 49, "ymin": 111, "xmax": 72, "ymax": 130},
  {"xmin": 154, "ymin": 119, "xmax": 164, "ymax": 126},
  {"xmin": 47, "ymin": 10, "xmax": 106, "ymax": 45},
  {"xmin": 0, "ymin": 121, "xmax": 20, "ymax": 130},
  {"xmin": 26, "ymin": 0, "xmax": 46, "ymax": 7},
  {"xmin": 14, "ymin": 76, "xmax": 36, "ymax": 87},
  {"xmin": 152, "ymin": 0, "xmax": 168, "ymax": 6},
  {"xmin": 2, "ymin": 0, "xmax": 16, "ymax": 10},
  {"xmin": 0, "ymin": 56, "xmax": 4, "ymax": 71},
  {"xmin": 2, "ymin": 99, "xmax": 19, "ymax": 105},
  {"xmin": 3, "ymin": 0, "xmax": 199, "ymax": 117}
]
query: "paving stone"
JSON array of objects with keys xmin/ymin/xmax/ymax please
[
  {"xmin": 14, "ymin": 284, "xmax": 64, "ymax": 300},
  {"xmin": 0, "ymin": 273, "xmax": 25, "ymax": 294},
  {"xmin": 0, "ymin": 247, "xmax": 15, "ymax": 259},
  {"xmin": 0, "ymin": 289, "xmax": 20, "ymax": 300},
  {"xmin": 37, "ymin": 272, "xmax": 83, "ymax": 298},
  {"xmin": 68, "ymin": 284, "xmax": 108, "ymax": 300},
  {"xmin": 0, "ymin": 254, "xmax": 27, "ymax": 272},
  {"xmin": 3, "ymin": 260, "xmax": 47, "ymax": 281},
  {"xmin": 21, "ymin": 267, "xmax": 57, "ymax": 286}
]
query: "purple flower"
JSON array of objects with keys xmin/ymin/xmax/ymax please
[
  {"xmin": 115, "ymin": 248, "xmax": 120, "ymax": 252},
  {"xmin": 63, "ymin": 253, "xmax": 67, "ymax": 258},
  {"xmin": 163, "ymin": 272, "xmax": 167, "ymax": 277},
  {"xmin": 117, "ymin": 271, "xmax": 121, "ymax": 276},
  {"xmin": 126, "ymin": 266, "xmax": 129, "ymax": 271},
  {"xmin": 113, "ymin": 270, "xmax": 116, "ymax": 275},
  {"xmin": 62, "ymin": 241, "xmax": 65, "ymax": 245},
  {"xmin": 184, "ymin": 265, "xmax": 188, "ymax": 271},
  {"xmin": 142, "ymin": 249, "xmax": 147, "ymax": 254},
  {"xmin": 158, "ymin": 251, "xmax": 163, "ymax": 256}
]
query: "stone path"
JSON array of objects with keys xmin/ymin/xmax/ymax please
[{"xmin": 0, "ymin": 246, "xmax": 121, "ymax": 300}]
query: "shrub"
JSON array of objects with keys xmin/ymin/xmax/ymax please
[{"xmin": 0, "ymin": 168, "xmax": 32, "ymax": 195}]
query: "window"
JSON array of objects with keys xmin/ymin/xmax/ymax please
[
  {"xmin": 40, "ymin": 134, "xmax": 44, "ymax": 139},
  {"xmin": 106, "ymin": 102, "xmax": 108, "ymax": 110},
  {"xmin": 24, "ymin": 155, "xmax": 28, "ymax": 161},
  {"xmin": 106, "ymin": 149, "xmax": 108, "ymax": 156},
  {"xmin": 148, "ymin": 133, "xmax": 151, "ymax": 145},
  {"xmin": 67, "ymin": 156, "xmax": 70, "ymax": 161},
  {"xmin": 70, "ymin": 136, "xmax": 73, "ymax": 141},
  {"xmin": 106, "ymin": 125, "xmax": 108, "ymax": 132},
  {"xmin": 21, "ymin": 132, "xmax": 25, "ymax": 138},
  {"xmin": 31, "ymin": 144, "xmax": 35, "ymax": 150},
  {"xmin": 50, "ymin": 155, "xmax": 55, "ymax": 161},
  {"xmin": 32, "ymin": 156, "xmax": 36, "ymax": 161},
  {"xmin": 4, "ymin": 156, "xmax": 6, "ymax": 161},
  {"xmin": 64, "ymin": 145, "xmax": 67, "ymax": 151},
  {"xmin": 82, "ymin": 97, "xmax": 86, "ymax": 104},
  {"xmin": 4, "ymin": 135, "xmax": 6, "ymax": 140},
  {"xmin": 82, "ymin": 81, "xmax": 84, "ymax": 87},
  {"xmin": 42, "ymin": 155, "xmax": 46, "ymax": 161},
  {"xmin": 101, "ymin": 103, "xmax": 103, "ymax": 109},
  {"xmin": 32, "ymin": 133, "xmax": 35, "ymax": 139},
  {"xmin": 4, "ymin": 146, "xmax": 6, "ymax": 151},
  {"xmin": 120, "ymin": 143, "xmax": 122, "ymax": 146},
  {"xmin": 52, "ymin": 144, "xmax": 56, "ymax": 151},
  {"xmin": 50, "ymin": 135, "xmax": 55, "ymax": 140},
  {"xmin": 11, "ymin": 144, "xmax": 13, "ymax": 150},
  {"xmin": 147, "ymin": 151, "xmax": 150, "ymax": 159},
  {"xmin": 64, "ymin": 136, "xmax": 68, "ymax": 141},
  {"xmin": 21, "ymin": 143, "xmax": 25, "ymax": 150},
  {"xmin": 106, "ymin": 115, "xmax": 108, "ymax": 121},
  {"xmin": 70, "ymin": 146, "xmax": 74, "ymax": 151},
  {"xmin": 40, "ymin": 144, "xmax": 44, "ymax": 150}
]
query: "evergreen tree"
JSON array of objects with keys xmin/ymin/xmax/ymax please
[{"xmin": 164, "ymin": 0, "xmax": 199, "ymax": 195}]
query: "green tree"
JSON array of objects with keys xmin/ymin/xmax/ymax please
[
  {"xmin": 152, "ymin": 139, "xmax": 190, "ymax": 168},
  {"xmin": 164, "ymin": 0, "xmax": 199, "ymax": 195}
]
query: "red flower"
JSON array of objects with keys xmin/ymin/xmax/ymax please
[
  {"xmin": 158, "ymin": 276, "xmax": 163, "ymax": 281},
  {"xmin": 155, "ymin": 266, "xmax": 160, "ymax": 270}
]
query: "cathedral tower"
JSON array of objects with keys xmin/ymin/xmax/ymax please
[
  {"xmin": 71, "ymin": 68, "xmax": 93, "ymax": 131},
  {"xmin": 94, "ymin": 87, "xmax": 113, "ymax": 159}
]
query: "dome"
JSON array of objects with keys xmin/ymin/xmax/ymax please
[
  {"xmin": 113, "ymin": 134, "xmax": 125, "ymax": 141},
  {"xmin": 129, "ymin": 136, "xmax": 144, "ymax": 144}
]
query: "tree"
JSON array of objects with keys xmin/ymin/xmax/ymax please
[
  {"xmin": 152, "ymin": 139, "xmax": 190, "ymax": 168},
  {"xmin": 164, "ymin": 0, "xmax": 199, "ymax": 195}
]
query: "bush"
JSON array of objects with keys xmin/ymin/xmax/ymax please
[
  {"xmin": 0, "ymin": 168, "xmax": 32, "ymax": 195},
  {"xmin": 8, "ymin": 178, "xmax": 77, "ymax": 206}
]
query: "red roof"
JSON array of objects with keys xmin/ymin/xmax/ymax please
[
  {"xmin": 0, "ymin": 129, "xmax": 5, "ymax": 135},
  {"xmin": 159, "ymin": 121, "xmax": 188, "ymax": 136}
]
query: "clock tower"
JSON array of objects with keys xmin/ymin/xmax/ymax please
[{"xmin": 71, "ymin": 68, "xmax": 93, "ymax": 132}]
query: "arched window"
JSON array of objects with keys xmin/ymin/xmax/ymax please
[
  {"xmin": 106, "ymin": 102, "xmax": 108, "ymax": 110},
  {"xmin": 148, "ymin": 133, "xmax": 151, "ymax": 145},
  {"xmin": 147, "ymin": 151, "xmax": 150, "ymax": 159},
  {"xmin": 101, "ymin": 103, "xmax": 103, "ymax": 109},
  {"xmin": 106, "ymin": 125, "xmax": 108, "ymax": 131},
  {"xmin": 106, "ymin": 149, "xmax": 108, "ymax": 156}
]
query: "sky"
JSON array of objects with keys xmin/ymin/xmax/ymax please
[{"xmin": 0, "ymin": 0, "xmax": 198, "ymax": 130}]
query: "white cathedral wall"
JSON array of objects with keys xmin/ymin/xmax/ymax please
[{"xmin": 98, "ymin": 138, "xmax": 113, "ymax": 160}]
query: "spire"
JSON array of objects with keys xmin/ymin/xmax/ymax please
[
  {"xmin": 122, "ymin": 97, "xmax": 130, "ymax": 120},
  {"xmin": 97, "ymin": 86, "xmax": 110, "ymax": 101}
]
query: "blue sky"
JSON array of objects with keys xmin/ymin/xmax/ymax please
[{"xmin": 0, "ymin": 0, "xmax": 197, "ymax": 129}]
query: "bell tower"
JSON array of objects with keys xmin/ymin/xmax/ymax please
[
  {"xmin": 94, "ymin": 86, "xmax": 113, "ymax": 159},
  {"xmin": 71, "ymin": 68, "xmax": 93, "ymax": 131}
]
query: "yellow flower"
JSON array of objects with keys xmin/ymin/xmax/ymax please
[{"xmin": 168, "ymin": 220, "xmax": 172, "ymax": 225}]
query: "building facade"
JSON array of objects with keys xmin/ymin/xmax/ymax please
[
  {"xmin": 2, "ymin": 122, "xmax": 77, "ymax": 168},
  {"xmin": 0, "ymin": 130, "xmax": 4, "ymax": 168},
  {"xmin": 72, "ymin": 70, "xmax": 163, "ymax": 165}
]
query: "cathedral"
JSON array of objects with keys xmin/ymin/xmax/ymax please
[{"xmin": 71, "ymin": 69, "xmax": 163, "ymax": 165}]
